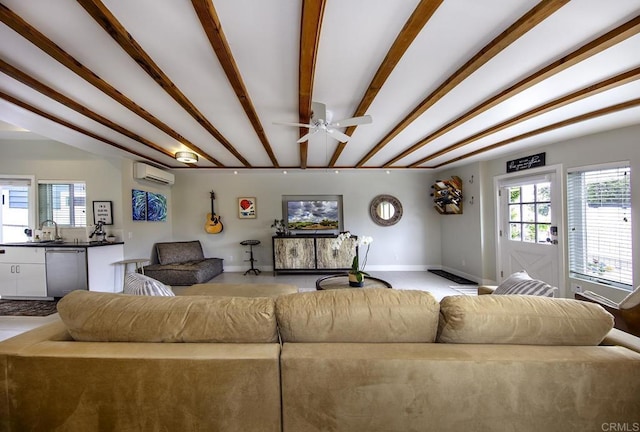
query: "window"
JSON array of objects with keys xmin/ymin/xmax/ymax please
[
  {"xmin": 567, "ymin": 163, "xmax": 632, "ymax": 288},
  {"xmin": 8, "ymin": 188, "xmax": 29, "ymax": 209},
  {"xmin": 507, "ymin": 182, "xmax": 551, "ymax": 243},
  {"xmin": 38, "ymin": 182, "xmax": 87, "ymax": 227}
]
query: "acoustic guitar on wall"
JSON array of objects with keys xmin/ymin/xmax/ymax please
[{"xmin": 205, "ymin": 191, "xmax": 223, "ymax": 234}]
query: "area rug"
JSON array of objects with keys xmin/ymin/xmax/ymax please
[
  {"xmin": 0, "ymin": 299, "xmax": 59, "ymax": 317},
  {"xmin": 428, "ymin": 269, "xmax": 476, "ymax": 285}
]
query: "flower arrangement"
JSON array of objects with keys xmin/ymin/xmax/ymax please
[{"xmin": 331, "ymin": 232, "xmax": 373, "ymax": 286}]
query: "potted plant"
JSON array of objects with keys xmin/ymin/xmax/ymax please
[
  {"xmin": 331, "ymin": 232, "xmax": 373, "ymax": 287},
  {"xmin": 271, "ymin": 219, "xmax": 287, "ymax": 236}
]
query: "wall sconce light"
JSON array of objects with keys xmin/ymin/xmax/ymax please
[{"xmin": 175, "ymin": 151, "xmax": 198, "ymax": 163}]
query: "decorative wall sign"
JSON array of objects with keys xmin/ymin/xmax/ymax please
[
  {"xmin": 93, "ymin": 201, "xmax": 113, "ymax": 225},
  {"xmin": 238, "ymin": 197, "xmax": 257, "ymax": 219},
  {"xmin": 506, "ymin": 152, "xmax": 546, "ymax": 173}
]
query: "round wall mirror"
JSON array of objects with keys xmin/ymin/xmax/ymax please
[{"xmin": 370, "ymin": 195, "xmax": 403, "ymax": 226}]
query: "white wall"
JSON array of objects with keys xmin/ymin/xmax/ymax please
[
  {"xmin": 441, "ymin": 124, "xmax": 640, "ymax": 300},
  {"xmin": 0, "ymin": 139, "xmax": 125, "ymax": 241},
  {"xmin": 435, "ymin": 162, "xmax": 485, "ymax": 283},
  {"xmin": 170, "ymin": 170, "xmax": 440, "ymax": 272},
  {"xmin": 121, "ymin": 159, "xmax": 174, "ymax": 259}
]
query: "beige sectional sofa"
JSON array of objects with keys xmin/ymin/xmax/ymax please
[{"xmin": 2, "ymin": 288, "xmax": 640, "ymax": 432}]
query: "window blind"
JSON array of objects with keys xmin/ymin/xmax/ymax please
[
  {"xmin": 567, "ymin": 164, "xmax": 632, "ymax": 288},
  {"xmin": 38, "ymin": 182, "xmax": 86, "ymax": 227}
]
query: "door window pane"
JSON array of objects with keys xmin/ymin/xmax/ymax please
[
  {"xmin": 510, "ymin": 223, "xmax": 521, "ymax": 241},
  {"xmin": 509, "ymin": 205, "xmax": 521, "ymax": 222},
  {"xmin": 507, "ymin": 182, "xmax": 553, "ymax": 244}
]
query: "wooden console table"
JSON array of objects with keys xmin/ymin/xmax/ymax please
[{"xmin": 272, "ymin": 235, "xmax": 357, "ymax": 275}]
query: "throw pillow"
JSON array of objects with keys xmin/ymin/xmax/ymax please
[
  {"xmin": 492, "ymin": 270, "xmax": 531, "ymax": 294},
  {"xmin": 619, "ymin": 285, "xmax": 640, "ymax": 310},
  {"xmin": 492, "ymin": 270, "xmax": 556, "ymax": 297},
  {"xmin": 124, "ymin": 273, "xmax": 174, "ymax": 296},
  {"xmin": 499, "ymin": 279, "xmax": 557, "ymax": 297}
]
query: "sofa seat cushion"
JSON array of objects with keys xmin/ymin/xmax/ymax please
[
  {"xmin": 156, "ymin": 240, "xmax": 204, "ymax": 265},
  {"xmin": 57, "ymin": 290, "xmax": 278, "ymax": 343},
  {"xmin": 280, "ymin": 343, "xmax": 640, "ymax": 432},
  {"xmin": 143, "ymin": 258, "xmax": 223, "ymax": 285},
  {"xmin": 276, "ymin": 289, "xmax": 440, "ymax": 343},
  {"xmin": 123, "ymin": 273, "xmax": 174, "ymax": 296},
  {"xmin": 438, "ymin": 295, "xmax": 614, "ymax": 345}
]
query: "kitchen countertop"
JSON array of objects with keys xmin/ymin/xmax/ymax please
[{"xmin": 0, "ymin": 241, "xmax": 124, "ymax": 248}]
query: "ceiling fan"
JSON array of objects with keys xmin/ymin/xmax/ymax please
[{"xmin": 274, "ymin": 102, "xmax": 372, "ymax": 143}]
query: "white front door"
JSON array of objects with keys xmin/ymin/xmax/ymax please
[{"xmin": 495, "ymin": 166, "xmax": 564, "ymax": 294}]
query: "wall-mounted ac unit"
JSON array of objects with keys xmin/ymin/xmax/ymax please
[{"xmin": 134, "ymin": 162, "xmax": 175, "ymax": 185}]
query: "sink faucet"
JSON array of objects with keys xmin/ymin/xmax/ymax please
[{"xmin": 40, "ymin": 219, "xmax": 61, "ymax": 241}]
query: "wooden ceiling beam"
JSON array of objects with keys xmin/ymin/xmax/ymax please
[
  {"xmin": 191, "ymin": 0, "xmax": 279, "ymax": 167},
  {"xmin": 385, "ymin": 14, "xmax": 640, "ymax": 167},
  {"xmin": 430, "ymin": 97, "xmax": 640, "ymax": 169},
  {"xmin": 298, "ymin": 0, "xmax": 326, "ymax": 169},
  {"xmin": 76, "ymin": 0, "xmax": 246, "ymax": 166},
  {"xmin": 328, "ymin": 0, "xmax": 444, "ymax": 166},
  {"xmin": 0, "ymin": 59, "xmax": 203, "ymax": 165},
  {"xmin": 0, "ymin": 3, "xmax": 222, "ymax": 166},
  {"xmin": 355, "ymin": 0, "xmax": 569, "ymax": 167},
  {"xmin": 410, "ymin": 66, "xmax": 640, "ymax": 167},
  {"xmin": 0, "ymin": 91, "xmax": 172, "ymax": 167}
]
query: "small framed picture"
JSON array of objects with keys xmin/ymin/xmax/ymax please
[
  {"xmin": 93, "ymin": 201, "xmax": 113, "ymax": 225},
  {"xmin": 238, "ymin": 197, "xmax": 257, "ymax": 219}
]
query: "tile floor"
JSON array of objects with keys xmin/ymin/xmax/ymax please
[{"xmin": 0, "ymin": 270, "xmax": 476, "ymax": 342}]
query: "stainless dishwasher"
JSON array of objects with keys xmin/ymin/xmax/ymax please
[{"xmin": 45, "ymin": 248, "xmax": 88, "ymax": 297}]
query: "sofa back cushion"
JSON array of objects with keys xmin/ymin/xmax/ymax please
[
  {"xmin": 57, "ymin": 290, "xmax": 278, "ymax": 343},
  {"xmin": 156, "ymin": 240, "xmax": 205, "ymax": 265},
  {"xmin": 276, "ymin": 289, "xmax": 440, "ymax": 343},
  {"xmin": 438, "ymin": 295, "xmax": 614, "ymax": 345}
]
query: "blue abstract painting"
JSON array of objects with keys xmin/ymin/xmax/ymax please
[
  {"xmin": 132, "ymin": 189, "xmax": 146, "ymax": 221},
  {"xmin": 146, "ymin": 192, "xmax": 167, "ymax": 222}
]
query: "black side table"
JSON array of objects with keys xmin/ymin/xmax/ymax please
[{"xmin": 240, "ymin": 240, "xmax": 261, "ymax": 275}]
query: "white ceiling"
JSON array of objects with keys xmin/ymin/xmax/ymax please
[{"xmin": 1, "ymin": 0, "xmax": 639, "ymax": 171}]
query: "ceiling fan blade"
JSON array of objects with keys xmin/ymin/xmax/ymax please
[
  {"xmin": 296, "ymin": 129, "xmax": 320, "ymax": 143},
  {"xmin": 311, "ymin": 102, "xmax": 327, "ymax": 123},
  {"xmin": 332, "ymin": 115, "xmax": 372, "ymax": 127},
  {"xmin": 327, "ymin": 129, "xmax": 351, "ymax": 143},
  {"xmin": 273, "ymin": 121, "xmax": 313, "ymax": 128}
]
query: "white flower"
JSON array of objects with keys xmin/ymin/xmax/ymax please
[
  {"xmin": 358, "ymin": 236, "xmax": 373, "ymax": 246},
  {"xmin": 331, "ymin": 232, "xmax": 353, "ymax": 250}
]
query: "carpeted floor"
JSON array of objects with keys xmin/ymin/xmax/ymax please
[
  {"xmin": 428, "ymin": 269, "xmax": 476, "ymax": 285},
  {"xmin": 0, "ymin": 299, "xmax": 59, "ymax": 317}
]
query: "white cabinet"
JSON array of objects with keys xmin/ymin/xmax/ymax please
[
  {"xmin": 0, "ymin": 247, "xmax": 47, "ymax": 298},
  {"xmin": 87, "ymin": 244, "xmax": 123, "ymax": 293}
]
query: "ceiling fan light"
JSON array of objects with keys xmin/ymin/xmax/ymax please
[{"xmin": 175, "ymin": 151, "xmax": 198, "ymax": 163}]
